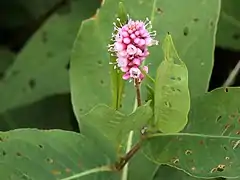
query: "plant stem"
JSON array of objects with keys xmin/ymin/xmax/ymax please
[
  {"xmin": 134, "ymin": 79, "xmax": 142, "ymax": 107},
  {"xmin": 115, "ymin": 140, "xmax": 142, "ymax": 171}
]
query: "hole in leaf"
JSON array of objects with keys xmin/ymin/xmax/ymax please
[
  {"xmin": 28, "ymin": 79, "xmax": 36, "ymax": 89},
  {"xmin": 183, "ymin": 27, "xmax": 189, "ymax": 36},
  {"xmin": 217, "ymin": 164, "xmax": 225, "ymax": 172},
  {"xmin": 216, "ymin": 115, "xmax": 222, "ymax": 122},
  {"xmin": 225, "ymin": 157, "xmax": 230, "ymax": 160},
  {"xmin": 177, "ymin": 77, "xmax": 181, "ymax": 81},
  {"xmin": 65, "ymin": 61, "xmax": 70, "ymax": 70},
  {"xmin": 46, "ymin": 158, "xmax": 54, "ymax": 164},
  {"xmin": 223, "ymin": 145, "xmax": 228, "ymax": 151},
  {"xmin": 38, "ymin": 144, "xmax": 44, "ymax": 149},
  {"xmin": 16, "ymin": 152, "xmax": 22, "ymax": 157},
  {"xmin": 176, "ymin": 89, "xmax": 181, "ymax": 92},
  {"xmin": 185, "ymin": 150, "xmax": 192, "ymax": 155},
  {"xmin": 170, "ymin": 87, "xmax": 176, "ymax": 92},
  {"xmin": 210, "ymin": 21, "xmax": 214, "ymax": 27},
  {"xmin": 164, "ymin": 101, "xmax": 172, "ymax": 108},
  {"xmin": 156, "ymin": 7, "xmax": 163, "ymax": 14},
  {"xmin": 224, "ymin": 88, "xmax": 229, "ymax": 93},
  {"xmin": 236, "ymin": 131, "xmax": 240, "ymax": 135},
  {"xmin": 97, "ymin": 60, "xmax": 102, "ymax": 65},
  {"xmin": 193, "ymin": 18, "xmax": 199, "ymax": 22}
]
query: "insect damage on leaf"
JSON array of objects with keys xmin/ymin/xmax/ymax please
[{"xmin": 153, "ymin": 33, "xmax": 190, "ymax": 133}]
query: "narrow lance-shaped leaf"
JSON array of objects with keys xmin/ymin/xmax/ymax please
[
  {"xmin": 153, "ymin": 34, "xmax": 190, "ymax": 133},
  {"xmin": 109, "ymin": 2, "xmax": 127, "ymax": 110}
]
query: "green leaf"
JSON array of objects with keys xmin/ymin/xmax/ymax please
[
  {"xmin": 153, "ymin": 34, "xmax": 190, "ymax": 133},
  {"xmin": 80, "ymin": 103, "xmax": 153, "ymax": 149},
  {"xmin": 0, "ymin": 0, "xmax": 100, "ymax": 114},
  {"xmin": 153, "ymin": 165, "xmax": 201, "ymax": 180},
  {"xmin": 216, "ymin": 0, "xmax": 240, "ymax": 50},
  {"xmin": 0, "ymin": 129, "xmax": 118, "ymax": 180},
  {"xmin": 109, "ymin": 2, "xmax": 127, "ymax": 110},
  {"xmin": 70, "ymin": 0, "xmax": 220, "ymax": 121},
  {"xmin": 143, "ymin": 87, "xmax": 240, "ymax": 179}
]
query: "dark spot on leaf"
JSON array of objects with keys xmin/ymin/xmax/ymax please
[
  {"xmin": 216, "ymin": 115, "xmax": 222, "ymax": 122},
  {"xmin": 16, "ymin": 152, "xmax": 22, "ymax": 157},
  {"xmin": 79, "ymin": 108, "xmax": 83, "ymax": 112},
  {"xmin": 21, "ymin": 174, "xmax": 31, "ymax": 180},
  {"xmin": 100, "ymin": 80, "xmax": 104, "ymax": 84},
  {"xmin": 229, "ymin": 114, "xmax": 236, "ymax": 119},
  {"xmin": 176, "ymin": 89, "xmax": 181, "ymax": 92},
  {"xmin": 164, "ymin": 101, "xmax": 172, "ymax": 108},
  {"xmin": 46, "ymin": 51, "xmax": 54, "ymax": 58},
  {"xmin": 223, "ymin": 145, "xmax": 227, "ymax": 151},
  {"xmin": 199, "ymin": 140, "xmax": 204, "ymax": 145},
  {"xmin": 237, "ymin": 131, "xmax": 240, "ymax": 135},
  {"xmin": 156, "ymin": 7, "xmax": 163, "ymax": 14},
  {"xmin": 0, "ymin": 137, "xmax": 3, "ymax": 142},
  {"xmin": 46, "ymin": 158, "xmax": 54, "ymax": 164},
  {"xmin": 120, "ymin": 104, "xmax": 122, "ymax": 108},
  {"xmin": 2, "ymin": 150, "xmax": 6, "ymax": 156},
  {"xmin": 38, "ymin": 144, "xmax": 44, "ymax": 149},
  {"xmin": 65, "ymin": 62, "xmax": 70, "ymax": 70},
  {"xmin": 210, "ymin": 21, "xmax": 214, "ymax": 27},
  {"xmin": 183, "ymin": 27, "xmax": 189, "ymax": 36},
  {"xmin": 193, "ymin": 18, "xmax": 199, "ymax": 22},
  {"xmin": 177, "ymin": 77, "xmax": 181, "ymax": 81},
  {"xmin": 65, "ymin": 168, "xmax": 71, "ymax": 173},
  {"xmin": 170, "ymin": 76, "xmax": 176, "ymax": 80},
  {"xmin": 224, "ymin": 88, "xmax": 229, "ymax": 93},
  {"xmin": 97, "ymin": 60, "xmax": 102, "ymax": 65},
  {"xmin": 233, "ymin": 33, "xmax": 240, "ymax": 40},
  {"xmin": 170, "ymin": 87, "xmax": 176, "ymax": 92},
  {"xmin": 42, "ymin": 31, "xmax": 48, "ymax": 43},
  {"xmin": 0, "ymin": 72, "xmax": 4, "ymax": 80},
  {"xmin": 51, "ymin": 170, "xmax": 61, "ymax": 175},
  {"xmin": 28, "ymin": 79, "xmax": 36, "ymax": 89}
]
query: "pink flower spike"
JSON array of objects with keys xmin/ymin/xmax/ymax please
[
  {"xmin": 122, "ymin": 72, "xmax": 130, "ymax": 80},
  {"xmin": 121, "ymin": 66, "xmax": 129, "ymax": 72},
  {"xmin": 142, "ymin": 65, "xmax": 149, "ymax": 73},
  {"xmin": 123, "ymin": 38, "xmax": 131, "ymax": 44},
  {"xmin": 114, "ymin": 42, "xmax": 125, "ymax": 51},
  {"xmin": 127, "ymin": 44, "xmax": 137, "ymax": 55},
  {"xmin": 133, "ymin": 58, "xmax": 141, "ymax": 66},
  {"xmin": 117, "ymin": 58, "xmax": 128, "ymax": 68},
  {"xmin": 129, "ymin": 67, "xmax": 141, "ymax": 79},
  {"xmin": 109, "ymin": 16, "xmax": 158, "ymax": 81}
]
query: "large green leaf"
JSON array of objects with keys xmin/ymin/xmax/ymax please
[
  {"xmin": 153, "ymin": 34, "xmax": 190, "ymax": 133},
  {"xmin": 143, "ymin": 87, "xmax": 240, "ymax": 179},
  {"xmin": 216, "ymin": 0, "xmax": 240, "ymax": 50},
  {"xmin": 80, "ymin": 103, "xmax": 159, "ymax": 180},
  {"xmin": 0, "ymin": 0, "xmax": 100, "ymax": 114},
  {"xmin": 70, "ymin": 0, "xmax": 220, "ymax": 119},
  {"xmin": 0, "ymin": 129, "xmax": 118, "ymax": 180}
]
